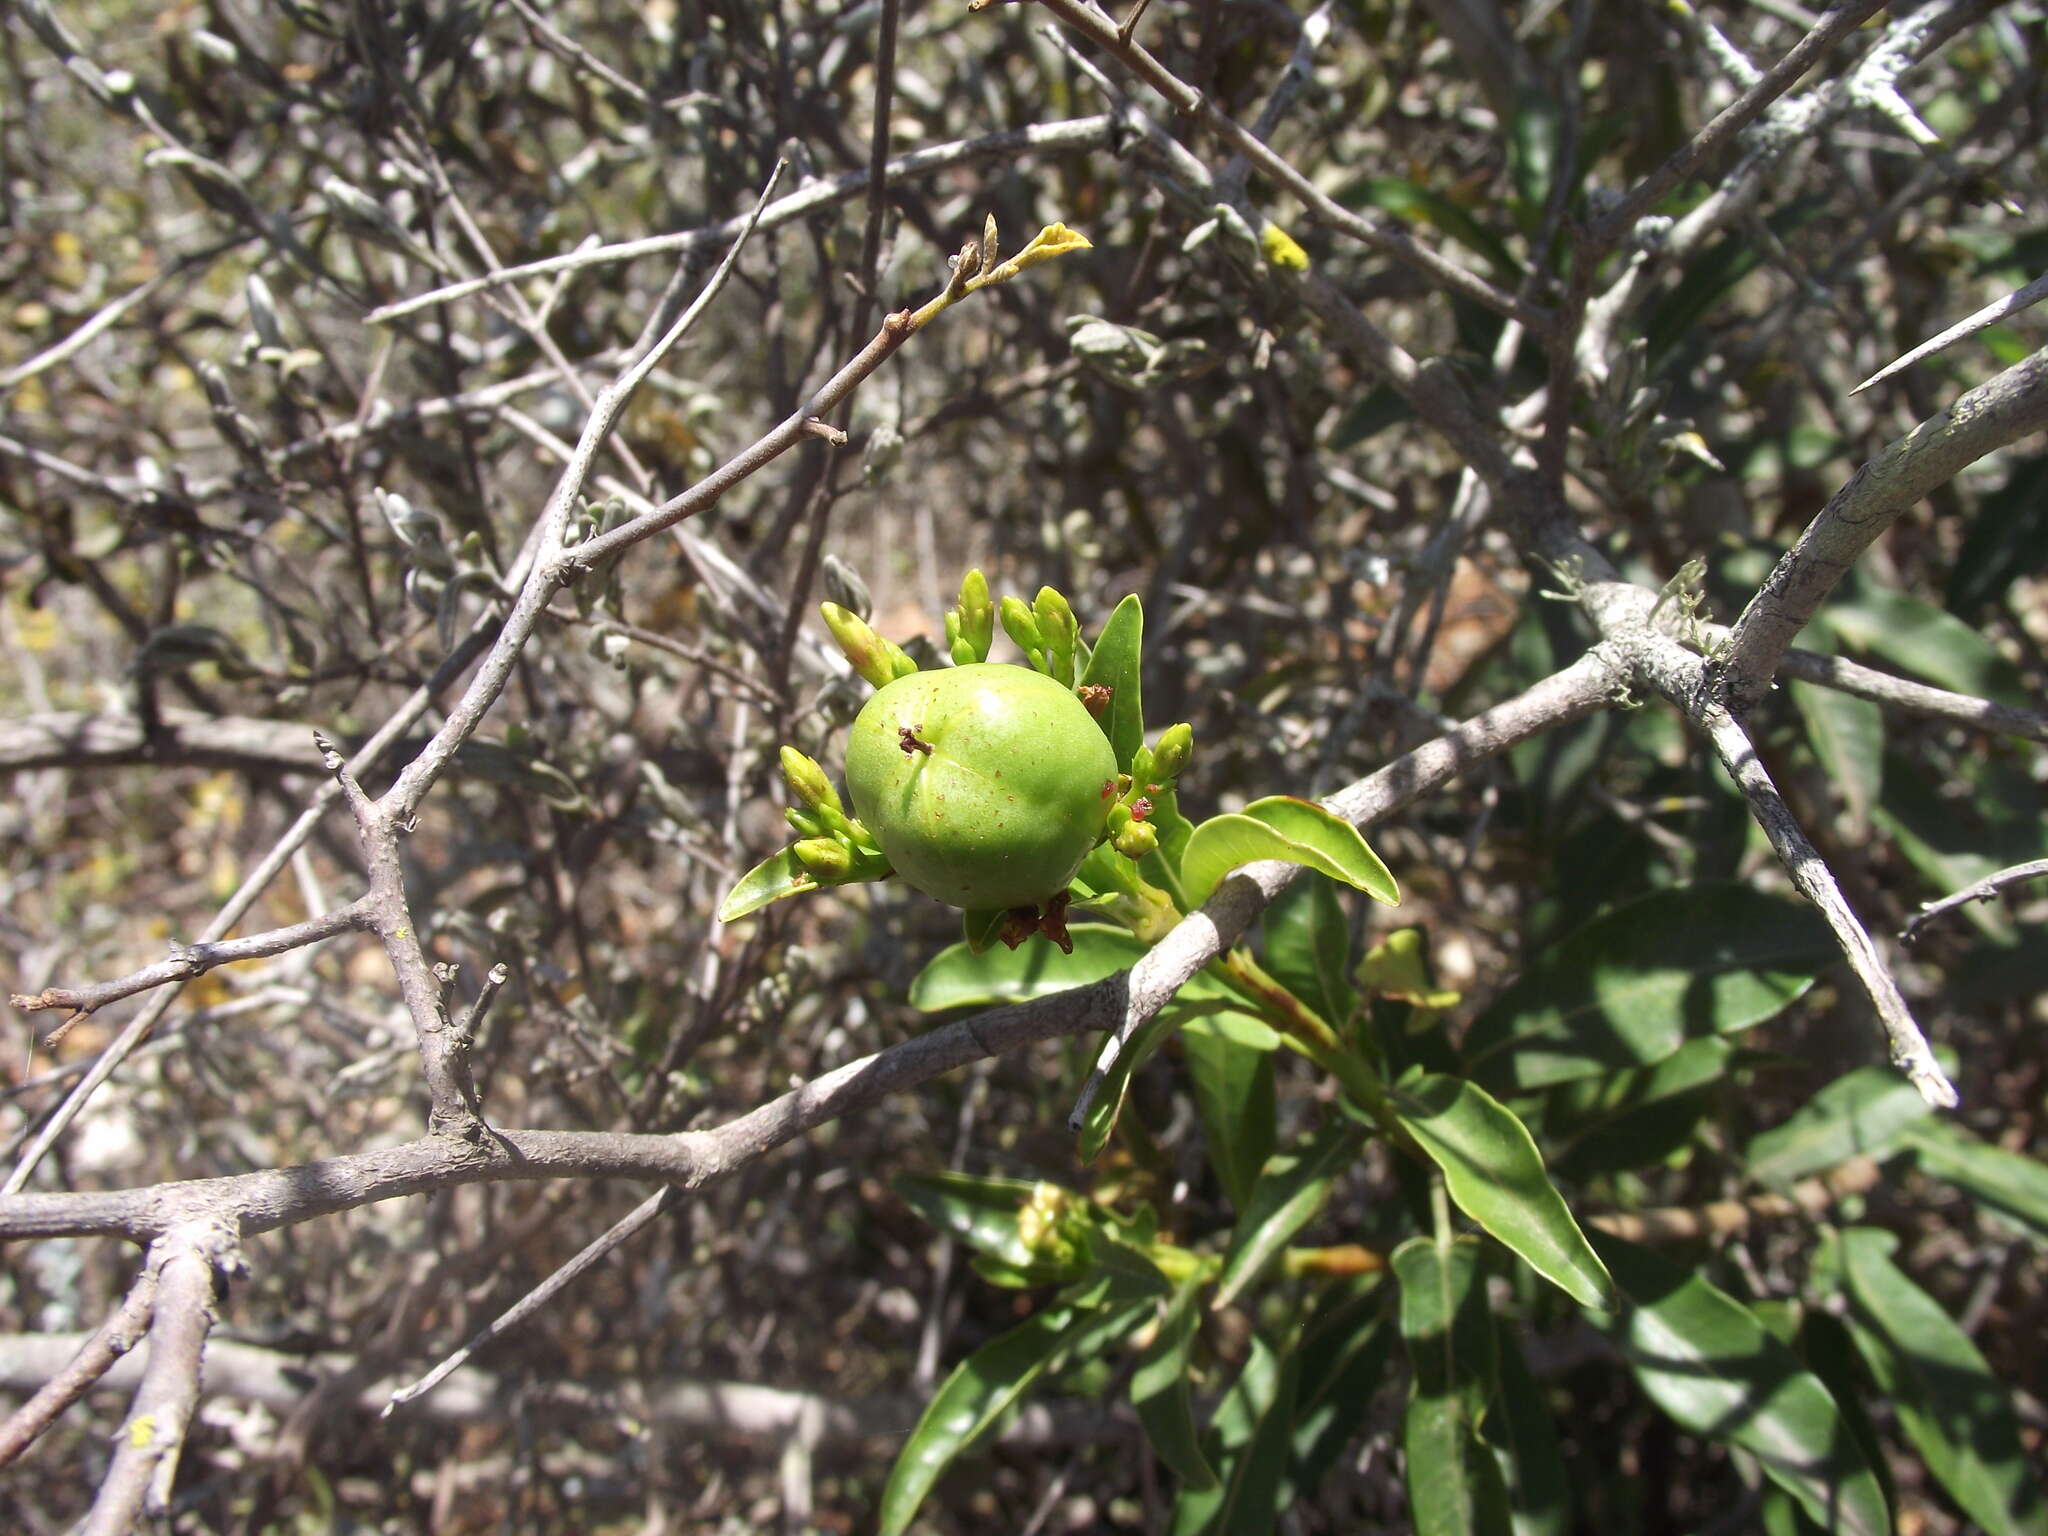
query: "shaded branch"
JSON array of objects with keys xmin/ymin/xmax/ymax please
[
  {"xmin": 1903, "ymin": 857, "xmax": 2048, "ymax": 942},
  {"xmin": 0, "ymin": 709, "xmax": 327, "ymax": 775},
  {"xmin": 0, "ymin": 1258, "xmax": 157, "ymax": 1469}
]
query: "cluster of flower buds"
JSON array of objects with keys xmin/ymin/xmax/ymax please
[
  {"xmin": 779, "ymin": 746, "xmax": 891, "ymax": 886},
  {"xmin": 1014, "ymin": 1180, "xmax": 1088, "ymax": 1269},
  {"xmin": 943, "ymin": 569, "xmax": 995, "ymax": 665},
  {"xmin": 820, "ymin": 602, "xmax": 920, "ymax": 689},
  {"xmin": 1105, "ymin": 721, "xmax": 1192, "ymax": 861},
  {"xmin": 999, "ymin": 585, "xmax": 1081, "ymax": 687}
]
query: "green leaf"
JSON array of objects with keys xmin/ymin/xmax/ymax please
[
  {"xmin": 1212, "ymin": 1121, "xmax": 1365, "ymax": 1310},
  {"xmin": 1075, "ymin": 1008, "xmax": 1177, "ymax": 1163},
  {"xmin": 1079, "ymin": 594, "xmax": 1145, "ymax": 771},
  {"xmin": 1182, "ymin": 797, "xmax": 1399, "ymax": 909},
  {"xmin": 1393, "ymin": 1076, "xmax": 1615, "ymax": 1309},
  {"xmin": 1263, "ymin": 874, "xmax": 1358, "ymax": 1034},
  {"xmin": 1825, "ymin": 583, "xmax": 2034, "ymax": 709},
  {"xmin": 1394, "ymin": 1237, "xmax": 1513, "ymax": 1536},
  {"xmin": 1464, "ymin": 886, "xmax": 1834, "ymax": 1092},
  {"xmin": 1183, "ymin": 1013, "xmax": 1277, "ymax": 1210},
  {"xmin": 1742, "ymin": 1065, "xmax": 1932, "ymax": 1188},
  {"xmin": 879, "ymin": 1302, "xmax": 1146, "ymax": 1536},
  {"xmin": 892, "ymin": 1172, "xmax": 1085, "ymax": 1280},
  {"xmin": 1488, "ymin": 1324, "xmax": 1570, "ymax": 1536},
  {"xmin": 1829, "ymin": 1228, "xmax": 2047, "ymax": 1536},
  {"xmin": 1549, "ymin": 1037, "xmax": 1735, "ymax": 1180},
  {"xmin": 1591, "ymin": 1234, "xmax": 1890, "ymax": 1536},
  {"xmin": 1133, "ymin": 1282, "xmax": 1218, "ymax": 1490},
  {"xmin": 1789, "ymin": 625, "xmax": 1883, "ymax": 836},
  {"xmin": 909, "ymin": 924, "xmax": 1142, "ymax": 1011},
  {"xmin": 1337, "ymin": 176, "xmax": 1521, "ymax": 280},
  {"xmin": 1171, "ymin": 1334, "xmax": 1303, "ymax": 1536},
  {"xmin": 1405, "ymin": 1396, "xmax": 1516, "ymax": 1536},
  {"xmin": 1899, "ymin": 1120, "xmax": 2048, "ymax": 1244},
  {"xmin": 716, "ymin": 848, "xmax": 813, "ymax": 922}
]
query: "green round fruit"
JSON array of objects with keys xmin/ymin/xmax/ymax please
[{"xmin": 844, "ymin": 663, "xmax": 1119, "ymax": 911}]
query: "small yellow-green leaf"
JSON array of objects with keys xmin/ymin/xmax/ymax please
[
  {"xmin": 716, "ymin": 848, "xmax": 812, "ymax": 922},
  {"xmin": 1259, "ymin": 222, "xmax": 1311, "ymax": 271},
  {"xmin": 1182, "ymin": 797, "xmax": 1399, "ymax": 908}
]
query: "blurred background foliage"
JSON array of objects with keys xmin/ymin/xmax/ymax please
[{"xmin": 1, "ymin": 0, "xmax": 2044, "ymax": 1530}]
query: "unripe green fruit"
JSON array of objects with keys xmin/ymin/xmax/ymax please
[{"xmin": 844, "ymin": 664, "xmax": 1119, "ymax": 911}]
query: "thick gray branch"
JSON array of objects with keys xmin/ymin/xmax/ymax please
[{"xmin": 1721, "ymin": 344, "xmax": 2048, "ymax": 709}]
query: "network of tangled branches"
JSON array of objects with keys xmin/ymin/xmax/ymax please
[{"xmin": 2, "ymin": 0, "xmax": 2045, "ymax": 1530}]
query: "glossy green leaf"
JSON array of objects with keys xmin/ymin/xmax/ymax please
[
  {"xmin": 1742, "ymin": 1065, "xmax": 1932, "ymax": 1188},
  {"xmin": 1133, "ymin": 1282, "xmax": 1217, "ymax": 1490},
  {"xmin": 1393, "ymin": 1076, "xmax": 1615, "ymax": 1309},
  {"xmin": 1825, "ymin": 583, "xmax": 2034, "ymax": 709},
  {"xmin": 1064, "ymin": 1230, "xmax": 1173, "ymax": 1308},
  {"xmin": 1829, "ymin": 1228, "xmax": 2047, "ymax": 1536},
  {"xmin": 1465, "ymin": 887, "xmax": 1834, "ymax": 1092},
  {"xmin": 1182, "ymin": 797, "xmax": 1399, "ymax": 909},
  {"xmin": 715, "ymin": 847, "xmax": 812, "ymax": 922},
  {"xmin": 909, "ymin": 924, "xmax": 1142, "ymax": 1011},
  {"xmin": 1183, "ymin": 1013, "xmax": 1277, "ymax": 1210},
  {"xmin": 1078, "ymin": 594, "xmax": 1145, "ymax": 771},
  {"xmin": 1212, "ymin": 1121, "xmax": 1365, "ymax": 1310},
  {"xmin": 1899, "ymin": 1119, "xmax": 2048, "ymax": 1243},
  {"xmin": 1591, "ymin": 1234, "xmax": 1890, "ymax": 1536},
  {"xmin": 892, "ymin": 1171, "xmax": 1086, "ymax": 1280},
  {"xmin": 1213, "ymin": 1346, "xmax": 1300, "ymax": 1534},
  {"xmin": 879, "ymin": 1302, "xmax": 1146, "ymax": 1536},
  {"xmin": 1074, "ymin": 1008, "xmax": 1176, "ymax": 1163},
  {"xmin": 1263, "ymin": 874, "xmax": 1357, "ymax": 1034}
]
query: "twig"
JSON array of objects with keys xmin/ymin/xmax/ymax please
[
  {"xmin": 1903, "ymin": 858, "xmax": 2048, "ymax": 942},
  {"xmin": 1588, "ymin": 0, "xmax": 1887, "ymax": 249},
  {"xmin": 1029, "ymin": 0, "xmax": 1549, "ymax": 332},
  {"xmin": 0, "ymin": 709, "xmax": 329, "ymax": 775},
  {"xmin": 77, "ymin": 1220, "xmax": 238, "ymax": 1536},
  {"xmin": 375, "ymin": 158, "xmax": 792, "ymax": 823},
  {"xmin": 365, "ymin": 117, "xmax": 1116, "ymax": 324},
  {"xmin": 0, "ymin": 1260, "xmax": 157, "ymax": 1469},
  {"xmin": 1852, "ymin": 270, "xmax": 2048, "ymax": 395},
  {"xmin": 11, "ymin": 899, "xmax": 372, "ymax": 1022},
  {"xmin": 317, "ymin": 734, "xmax": 482, "ymax": 1138},
  {"xmin": 1752, "ymin": 635, "xmax": 2048, "ymax": 744},
  {"xmin": 384, "ymin": 1187, "xmax": 677, "ymax": 1414},
  {"xmin": 1693, "ymin": 702, "xmax": 1957, "ymax": 1108},
  {"xmin": 1720, "ymin": 343, "xmax": 2048, "ymax": 710}
]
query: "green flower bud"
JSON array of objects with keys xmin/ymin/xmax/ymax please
[
  {"xmin": 785, "ymin": 806, "xmax": 825, "ymax": 838},
  {"xmin": 999, "ymin": 594, "xmax": 1043, "ymax": 665},
  {"xmin": 822, "ymin": 602, "xmax": 918, "ymax": 689},
  {"xmin": 779, "ymin": 746, "xmax": 843, "ymax": 816},
  {"xmin": 1032, "ymin": 587, "xmax": 1078, "ymax": 685},
  {"xmin": 1151, "ymin": 722, "xmax": 1192, "ymax": 783},
  {"xmin": 947, "ymin": 568, "xmax": 994, "ymax": 665},
  {"xmin": 1129, "ymin": 745, "xmax": 1156, "ymax": 787},
  {"xmin": 1114, "ymin": 820, "xmax": 1159, "ymax": 860},
  {"xmin": 792, "ymin": 837, "xmax": 853, "ymax": 880}
]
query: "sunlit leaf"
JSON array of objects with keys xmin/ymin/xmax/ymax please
[
  {"xmin": 1212, "ymin": 1121, "xmax": 1364, "ymax": 1310},
  {"xmin": 716, "ymin": 848, "xmax": 811, "ymax": 922},
  {"xmin": 1078, "ymin": 595, "xmax": 1144, "ymax": 771},
  {"xmin": 1182, "ymin": 797, "xmax": 1399, "ymax": 909},
  {"xmin": 1591, "ymin": 1234, "xmax": 1890, "ymax": 1536},
  {"xmin": 1393, "ymin": 1076, "xmax": 1614, "ymax": 1309}
]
